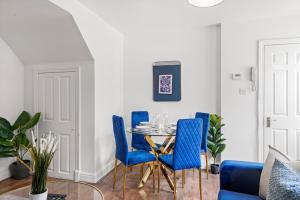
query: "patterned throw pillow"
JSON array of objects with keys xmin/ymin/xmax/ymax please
[
  {"xmin": 267, "ymin": 159, "xmax": 300, "ymax": 200},
  {"xmin": 259, "ymin": 146, "xmax": 292, "ymax": 199}
]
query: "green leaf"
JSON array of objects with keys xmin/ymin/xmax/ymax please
[
  {"xmin": 0, "ymin": 150, "xmax": 17, "ymax": 157},
  {"xmin": 207, "ymin": 135, "xmax": 213, "ymax": 142},
  {"xmin": 0, "ymin": 139, "xmax": 14, "ymax": 147},
  {"xmin": 215, "ymin": 134, "xmax": 223, "ymax": 142},
  {"xmin": 216, "ymin": 138, "xmax": 226, "ymax": 143},
  {"xmin": 207, "ymin": 142, "xmax": 214, "ymax": 150},
  {"xmin": 21, "ymin": 112, "xmax": 41, "ymax": 130},
  {"xmin": 0, "ymin": 117, "xmax": 12, "ymax": 130},
  {"xmin": 0, "ymin": 127, "xmax": 14, "ymax": 140},
  {"xmin": 12, "ymin": 111, "xmax": 31, "ymax": 130},
  {"xmin": 216, "ymin": 144, "xmax": 226, "ymax": 154},
  {"xmin": 14, "ymin": 132, "xmax": 30, "ymax": 148},
  {"xmin": 0, "ymin": 145, "xmax": 15, "ymax": 152},
  {"xmin": 0, "ymin": 117, "xmax": 14, "ymax": 139}
]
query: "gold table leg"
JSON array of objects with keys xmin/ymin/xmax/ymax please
[
  {"xmin": 137, "ymin": 135, "xmax": 175, "ymax": 191},
  {"xmin": 160, "ymin": 164, "xmax": 175, "ymax": 191},
  {"xmin": 138, "ymin": 160, "xmax": 175, "ymax": 191},
  {"xmin": 138, "ymin": 164, "xmax": 154, "ymax": 188}
]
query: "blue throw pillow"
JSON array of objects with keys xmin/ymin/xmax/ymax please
[{"xmin": 267, "ymin": 159, "xmax": 300, "ymax": 200}]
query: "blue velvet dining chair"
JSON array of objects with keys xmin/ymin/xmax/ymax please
[
  {"xmin": 195, "ymin": 112, "xmax": 210, "ymax": 179},
  {"xmin": 158, "ymin": 119, "xmax": 203, "ymax": 200},
  {"xmin": 112, "ymin": 115, "xmax": 156, "ymax": 199},
  {"xmin": 131, "ymin": 111, "xmax": 152, "ymax": 151}
]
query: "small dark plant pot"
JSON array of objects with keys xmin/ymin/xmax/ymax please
[
  {"xmin": 9, "ymin": 160, "xmax": 31, "ymax": 180},
  {"xmin": 210, "ymin": 164, "xmax": 220, "ymax": 174}
]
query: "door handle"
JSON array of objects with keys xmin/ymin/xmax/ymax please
[{"xmin": 266, "ymin": 117, "xmax": 277, "ymax": 127}]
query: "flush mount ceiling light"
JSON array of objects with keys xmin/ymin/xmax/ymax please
[{"xmin": 188, "ymin": 0, "xmax": 224, "ymax": 7}]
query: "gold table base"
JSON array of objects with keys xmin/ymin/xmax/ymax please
[{"xmin": 137, "ymin": 135, "xmax": 176, "ymax": 191}]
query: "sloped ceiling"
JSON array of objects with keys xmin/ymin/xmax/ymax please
[
  {"xmin": 0, "ymin": 0, "xmax": 93, "ymax": 65},
  {"xmin": 78, "ymin": 0, "xmax": 300, "ymax": 34}
]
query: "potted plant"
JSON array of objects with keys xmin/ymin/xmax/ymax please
[
  {"xmin": 207, "ymin": 114, "xmax": 226, "ymax": 174},
  {"xmin": 0, "ymin": 111, "xmax": 41, "ymax": 179},
  {"xmin": 24, "ymin": 132, "xmax": 57, "ymax": 200}
]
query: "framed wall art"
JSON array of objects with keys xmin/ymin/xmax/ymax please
[{"xmin": 153, "ymin": 61, "xmax": 181, "ymax": 102}]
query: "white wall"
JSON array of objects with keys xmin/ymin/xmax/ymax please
[
  {"xmin": 49, "ymin": 0, "xmax": 124, "ymax": 182},
  {"xmin": 0, "ymin": 37, "xmax": 24, "ymax": 180},
  {"xmin": 124, "ymin": 25, "xmax": 221, "ymax": 125},
  {"xmin": 93, "ymin": 29, "xmax": 123, "ymax": 180},
  {"xmin": 221, "ymin": 15, "xmax": 300, "ymax": 162}
]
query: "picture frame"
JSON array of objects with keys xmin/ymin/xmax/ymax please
[{"xmin": 153, "ymin": 61, "xmax": 181, "ymax": 102}]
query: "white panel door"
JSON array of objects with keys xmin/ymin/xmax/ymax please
[
  {"xmin": 263, "ymin": 44, "xmax": 300, "ymax": 160},
  {"xmin": 36, "ymin": 71, "xmax": 76, "ymax": 180}
]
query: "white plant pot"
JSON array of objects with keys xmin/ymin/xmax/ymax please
[{"xmin": 29, "ymin": 188, "xmax": 48, "ymax": 200}]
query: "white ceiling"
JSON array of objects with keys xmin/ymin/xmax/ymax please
[
  {"xmin": 0, "ymin": 0, "xmax": 93, "ymax": 65},
  {"xmin": 78, "ymin": 0, "xmax": 300, "ymax": 34},
  {"xmin": 1, "ymin": 0, "xmax": 300, "ymax": 65}
]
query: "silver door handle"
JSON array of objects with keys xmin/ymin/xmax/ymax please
[{"xmin": 266, "ymin": 117, "xmax": 277, "ymax": 127}]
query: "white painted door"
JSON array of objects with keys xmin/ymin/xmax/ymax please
[
  {"xmin": 263, "ymin": 43, "xmax": 300, "ymax": 160},
  {"xmin": 36, "ymin": 71, "xmax": 76, "ymax": 180}
]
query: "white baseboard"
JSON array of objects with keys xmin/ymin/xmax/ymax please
[
  {"xmin": 94, "ymin": 159, "xmax": 116, "ymax": 182},
  {"xmin": 78, "ymin": 156, "xmax": 208, "ymax": 183},
  {"xmin": 78, "ymin": 171, "xmax": 98, "ymax": 183},
  {"xmin": 79, "ymin": 159, "xmax": 115, "ymax": 183}
]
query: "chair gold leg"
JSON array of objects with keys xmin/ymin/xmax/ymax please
[
  {"xmin": 152, "ymin": 162, "xmax": 155, "ymax": 193},
  {"xmin": 199, "ymin": 168, "xmax": 202, "ymax": 200},
  {"xmin": 158, "ymin": 163, "xmax": 160, "ymax": 193},
  {"xmin": 205, "ymin": 153, "xmax": 209, "ymax": 179},
  {"xmin": 123, "ymin": 166, "xmax": 127, "ymax": 199},
  {"xmin": 173, "ymin": 171, "xmax": 177, "ymax": 200},
  {"xmin": 140, "ymin": 164, "xmax": 144, "ymax": 180},
  {"xmin": 113, "ymin": 159, "xmax": 117, "ymax": 190},
  {"xmin": 182, "ymin": 170, "xmax": 185, "ymax": 188},
  {"xmin": 130, "ymin": 148, "xmax": 134, "ymax": 172}
]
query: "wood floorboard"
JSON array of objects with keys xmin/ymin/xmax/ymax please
[{"xmin": 0, "ymin": 166, "xmax": 219, "ymax": 200}]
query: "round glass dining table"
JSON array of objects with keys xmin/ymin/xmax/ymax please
[{"xmin": 127, "ymin": 125, "xmax": 177, "ymax": 191}]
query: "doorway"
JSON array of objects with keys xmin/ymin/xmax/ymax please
[
  {"xmin": 258, "ymin": 38, "xmax": 300, "ymax": 161},
  {"xmin": 34, "ymin": 69, "xmax": 79, "ymax": 180}
]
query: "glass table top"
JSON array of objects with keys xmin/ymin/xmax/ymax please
[
  {"xmin": 0, "ymin": 181, "xmax": 104, "ymax": 200},
  {"xmin": 127, "ymin": 124, "xmax": 176, "ymax": 136}
]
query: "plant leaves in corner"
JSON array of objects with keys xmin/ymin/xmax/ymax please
[{"xmin": 12, "ymin": 111, "xmax": 31, "ymax": 130}]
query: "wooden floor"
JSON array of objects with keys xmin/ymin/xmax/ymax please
[{"xmin": 0, "ymin": 165, "xmax": 219, "ymax": 200}]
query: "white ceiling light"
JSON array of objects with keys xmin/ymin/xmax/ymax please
[{"xmin": 188, "ymin": 0, "xmax": 224, "ymax": 7}]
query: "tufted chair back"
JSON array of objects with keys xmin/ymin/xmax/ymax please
[
  {"xmin": 131, "ymin": 111, "xmax": 151, "ymax": 150},
  {"xmin": 173, "ymin": 119, "xmax": 203, "ymax": 170},
  {"xmin": 195, "ymin": 112, "xmax": 210, "ymax": 152},
  {"xmin": 112, "ymin": 115, "xmax": 128, "ymax": 165}
]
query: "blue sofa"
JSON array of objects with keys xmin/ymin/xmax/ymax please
[{"xmin": 218, "ymin": 160, "xmax": 264, "ymax": 200}]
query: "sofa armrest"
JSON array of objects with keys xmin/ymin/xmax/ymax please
[{"xmin": 220, "ymin": 160, "xmax": 264, "ymax": 196}]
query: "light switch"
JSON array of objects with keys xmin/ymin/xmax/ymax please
[{"xmin": 232, "ymin": 73, "xmax": 242, "ymax": 80}]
